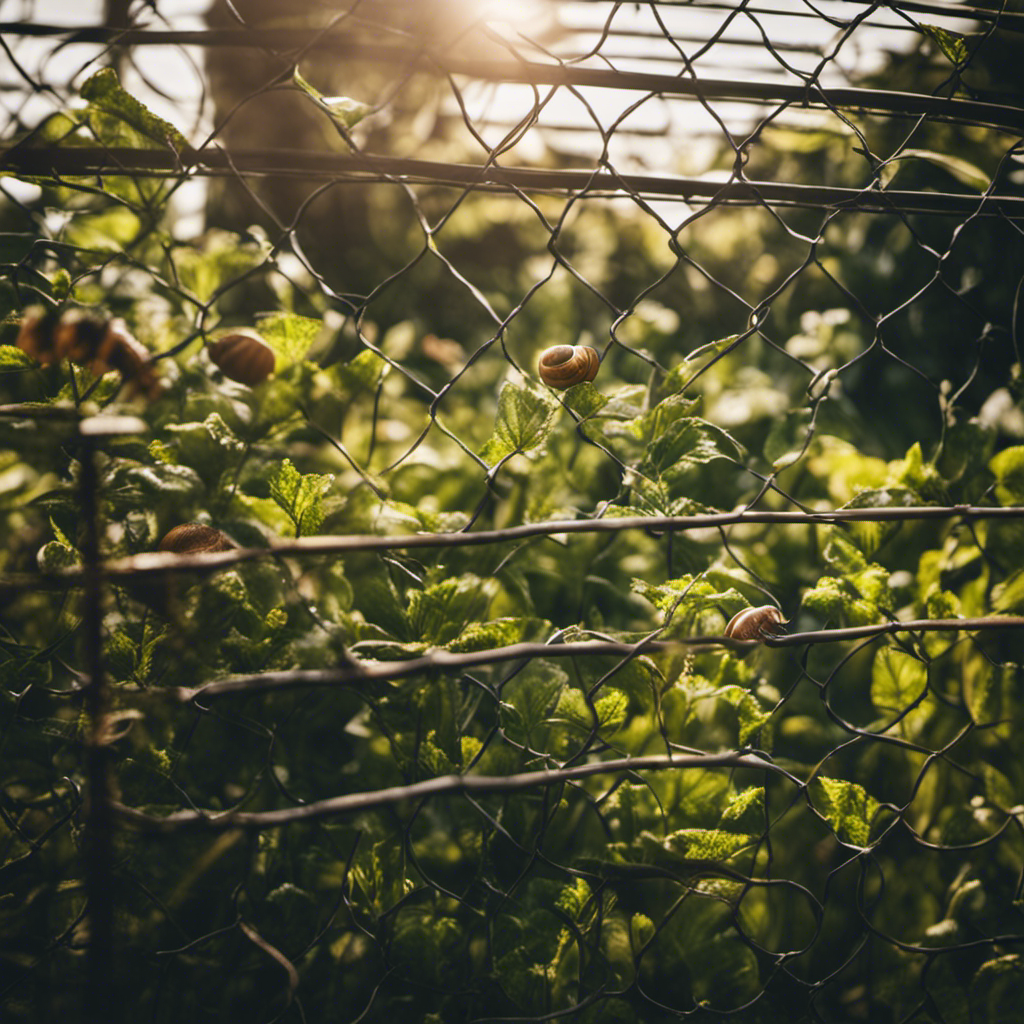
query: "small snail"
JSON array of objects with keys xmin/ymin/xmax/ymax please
[
  {"xmin": 208, "ymin": 330, "xmax": 275, "ymax": 387},
  {"xmin": 158, "ymin": 523, "xmax": 235, "ymax": 555},
  {"xmin": 16, "ymin": 306, "xmax": 161, "ymax": 398},
  {"xmin": 538, "ymin": 344, "xmax": 599, "ymax": 389},
  {"xmin": 724, "ymin": 605, "xmax": 787, "ymax": 641}
]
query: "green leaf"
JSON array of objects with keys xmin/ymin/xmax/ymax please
[
  {"xmin": 126, "ymin": 463, "xmax": 204, "ymax": 499},
  {"xmin": 965, "ymin": 654, "xmax": 1000, "ymax": 726},
  {"xmin": 563, "ymin": 381, "xmax": 608, "ymax": 419},
  {"xmin": 721, "ymin": 786, "xmax": 764, "ymax": 828},
  {"xmin": 814, "ymin": 777, "xmax": 879, "ymax": 847},
  {"xmin": 65, "ymin": 208, "xmax": 142, "ymax": 255},
  {"xmin": 764, "ymin": 408, "xmax": 812, "ymax": 471},
  {"xmin": 990, "ymin": 446, "xmax": 1024, "ymax": 506},
  {"xmin": 682, "ymin": 333, "xmax": 741, "ymax": 364},
  {"xmin": 627, "ymin": 393, "xmax": 701, "ymax": 444},
  {"xmin": 981, "ymin": 764, "xmax": 1015, "ymax": 809},
  {"xmin": 715, "ymin": 685, "xmax": 772, "ymax": 744},
  {"xmin": 445, "ymin": 616, "xmax": 540, "ymax": 653},
  {"xmin": 163, "ymin": 413, "xmax": 244, "ymax": 480},
  {"xmin": 798, "ymin": 577, "xmax": 880, "ymax": 622},
  {"xmin": 882, "ymin": 149, "xmax": 990, "ymax": 192},
  {"xmin": 479, "ymin": 382, "xmax": 558, "ymax": 464},
  {"xmin": 269, "ymin": 458, "xmax": 334, "ymax": 537},
  {"xmin": 336, "ymin": 348, "xmax": 389, "ymax": 391},
  {"xmin": 80, "ymin": 68, "xmax": 187, "ymax": 150},
  {"xmin": 293, "ymin": 68, "xmax": 371, "ymax": 129},
  {"xmin": 838, "ymin": 487, "xmax": 920, "ymax": 557},
  {"xmin": 641, "ymin": 417, "xmax": 742, "ymax": 475},
  {"xmin": 921, "ymin": 24, "xmax": 969, "ymax": 66},
  {"xmin": 631, "ymin": 575, "xmax": 747, "ymax": 626},
  {"xmin": 993, "ymin": 569, "xmax": 1024, "ymax": 613},
  {"xmin": 406, "ymin": 575, "xmax": 496, "ymax": 645},
  {"xmin": 37, "ymin": 516, "xmax": 80, "ymax": 572},
  {"xmin": 662, "ymin": 827, "xmax": 754, "ymax": 861},
  {"xmin": 872, "ymin": 647, "xmax": 933, "ymax": 738},
  {"xmin": 555, "ymin": 878, "xmax": 591, "ymax": 920},
  {"xmin": 0, "ymin": 344, "xmax": 36, "ymax": 370},
  {"xmin": 504, "ymin": 660, "xmax": 567, "ymax": 735},
  {"xmin": 255, "ymin": 312, "xmax": 322, "ymax": 369}
]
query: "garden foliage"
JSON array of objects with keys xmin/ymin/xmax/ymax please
[{"xmin": 1, "ymin": 6, "xmax": 1024, "ymax": 1022}]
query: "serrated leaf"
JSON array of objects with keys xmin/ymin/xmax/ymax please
[
  {"xmin": 480, "ymin": 382, "xmax": 558, "ymax": 464},
  {"xmin": 641, "ymin": 417, "xmax": 742, "ymax": 475},
  {"xmin": 872, "ymin": 646, "xmax": 933, "ymax": 738},
  {"xmin": 715, "ymin": 685, "xmax": 772, "ymax": 744},
  {"xmin": 563, "ymin": 381, "xmax": 608, "ymax": 418},
  {"xmin": 164, "ymin": 413, "xmax": 244, "ymax": 480},
  {"xmin": 662, "ymin": 827, "xmax": 754, "ymax": 861},
  {"xmin": 407, "ymin": 575, "xmax": 495, "ymax": 645},
  {"xmin": 269, "ymin": 458, "xmax": 334, "ymax": 537},
  {"xmin": 80, "ymin": 67, "xmax": 187, "ymax": 150},
  {"xmin": 504, "ymin": 660, "xmax": 568, "ymax": 736},
  {"xmin": 801, "ymin": 574, "xmax": 881, "ymax": 626},
  {"xmin": 556, "ymin": 878, "xmax": 591, "ymax": 919},
  {"xmin": 627, "ymin": 393, "xmax": 701, "ymax": 444},
  {"xmin": 814, "ymin": 777, "xmax": 879, "ymax": 847},
  {"xmin": 445, "ymin": 616, "xmax": 539, "ymax": 653},
  {"xmin": 255, "ymin": 312, "xmax": 322, "ymax": 369},
  {"xmin": 632, "ymin": 575, "xmax": 747, "ymax": 625},
  {"xmin": 721, "ymin": 786, "xmax": 764, "ymax": 827}
]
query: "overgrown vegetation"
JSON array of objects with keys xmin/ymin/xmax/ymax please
[{"xmin": 1, "ymin": 6, "xmax": 1024, "ymax": 1022}]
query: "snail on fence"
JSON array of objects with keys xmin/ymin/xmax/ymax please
[
  {"xmin": 16, "ymin": 306, "xmax": 161, "ymax": 398},
  {"xmin": 158, "ymin": 523, "xmax": 235, "ymax": 555},
  {"xmin": 538, "ymin": 344, "xmax": 600, "ymax": 389},
  {"xmin": 724, "ymin": 605, "xmax": 787, "ymax": 641},
  {"xmin": 207, "ymin": 330, "xmax": 276, "ymax": 386}
]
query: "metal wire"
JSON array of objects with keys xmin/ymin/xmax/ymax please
[{"xmin": 1, "ymin": 1, "xmax": 1023, "ymax": 1022}]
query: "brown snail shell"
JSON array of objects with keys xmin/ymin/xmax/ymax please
[
  {"xmin": 16, "ymin": 307, "xmax": 160, "ymax": 398},
  {"xmin": 208, "ymin": 330, "xmax": 275, "ymax": 386},
  {"xmin": 158, "ymin": 524, "xmax": 235, "ymax": 555},
  {"xmin": 724, "ymin": 605, "xmax": 787, "ymax": 641},
  {"xmin": 538, "ymin": 344, "xmax": 600, "ymax": 389}
]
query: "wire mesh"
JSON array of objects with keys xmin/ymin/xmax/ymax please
[{"xmin": 1, "ymin": 1, "xmax": 1024, "ymax": 1022}]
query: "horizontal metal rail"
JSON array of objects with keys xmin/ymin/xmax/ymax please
[
  {"xmin": 19, "ymin": 505, "xmax": 1021, "ymax": 583},
  {"xmin": 2, "ymin": 147, "xmax": 1021, "ymax": 219},
  {"xmin": 168, "ymin": 619, "xmax": 1024, "ymax": 702},
  {"xmin": 0, "ymin": 29, "xmax": 1020, "ymax": 130},
  {"xmin": 111, "ymin": 752, "xmax": 786, "ymax": 831}
]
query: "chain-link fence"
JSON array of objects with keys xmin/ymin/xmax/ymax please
[{"xmin": 2, "ymin": 1, "xmax": 1024, "ymax": 1021}]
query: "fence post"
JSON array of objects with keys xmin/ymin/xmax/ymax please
[{"xmin": 78, "ymin": 414, "xmax": 145, "ymax": 1024}]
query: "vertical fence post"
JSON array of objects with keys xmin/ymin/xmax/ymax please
[
  {"xmin": 77, "ymin": 414, "xmax": 145, "ymax": 1024},
  {"xmin": 78, "ymin": 420, "xmax": 114, "ymax": 1024}
]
